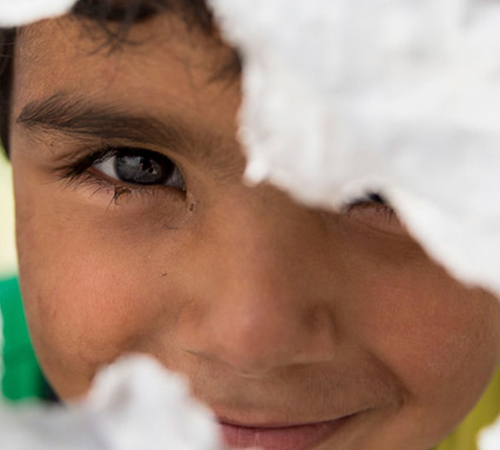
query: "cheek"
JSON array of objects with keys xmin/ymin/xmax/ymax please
[
  {"xmin": 350, "ymin": 259, "xmax": 500, "ymax": 418},
  {"xmin": 332, "ymin": 225, "xmax": 500, "ymax": 391},
  {"xmin": 14, "ymin": 177, "xmax": 186, "ymax": 398}
]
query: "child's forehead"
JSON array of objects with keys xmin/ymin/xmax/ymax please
[{"xmin": 15, "ymin": 11, "xmax": 240, "ymax": 88}]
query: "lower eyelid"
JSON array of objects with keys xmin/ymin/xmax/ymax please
[
  {"xmin": 345, "ymin": 201, "xmax": 396, "ymax": 219},
  {"xmin": 343, "ymin": 199, "xmax": 386, "ymax": 212},
  {"xmin": 75, "ymin": 167, "xmax": 183, "ymax": 199},
  {"xmin": 68, "ymin": 170, "xmax": 164, "ymax": 207}
]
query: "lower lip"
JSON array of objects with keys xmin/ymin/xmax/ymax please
[{"xmin": 219, "ymin": 416, "xmax": 354, "ymax": 450}]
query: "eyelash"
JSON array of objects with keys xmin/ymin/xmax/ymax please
[
  {"xmin": 346, "ymin": 193, "xmax": 394, "ymax": 215},
  {"xmin": 341, "ymin": 192, "xmax": 406, "ymax": 233},
  {"xmin": 54, "ymin": 146, "xmax": 184, "ymax": 204}
]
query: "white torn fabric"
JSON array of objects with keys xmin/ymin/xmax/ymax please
[
  {"xmin": 0, "ymin": 0, "xmax": 77, "ymax": 27},
  {"xmin": 0, "ymin": 355, "xmax": 225, "ymax": 450},
  {"xmin": 208, "ymin": 0, "xmax": 500, "ymax": 298}
]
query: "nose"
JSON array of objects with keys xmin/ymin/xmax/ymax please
[{"xmin": 174, "ymin": 189, "xmax": 338, "ymax": 378}]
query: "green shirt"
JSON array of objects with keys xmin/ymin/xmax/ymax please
[{"xmin": 0, "ymin": 276, "xmax": 52, "ymax": 401}]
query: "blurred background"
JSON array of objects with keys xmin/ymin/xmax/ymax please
[
  {"xmin": 0, "ymin": 151, "xmax": 48, "ymax": 403},
  {"xmin": 0, "ymin": 152, "xmax": 17, "ymax": 278}
]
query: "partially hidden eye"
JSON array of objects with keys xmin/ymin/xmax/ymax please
[
  {"xmin": 344, "ymin": 192, "xmax": 406, "ymax": 235},
  {"xmin": 345, "ymin": 192, "xmax": 390, "ymax": 210},
  {"xmin": 93, "ymin": 148, "xmax": 186, "ymax": 191}
]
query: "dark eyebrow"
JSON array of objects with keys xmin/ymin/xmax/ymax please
[{"xmin": 16, "ymin": 93, "xmax": 217, "ymax": 163}]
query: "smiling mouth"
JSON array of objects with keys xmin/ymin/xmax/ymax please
[{"xmin": 218, "ymin": 415, "xmax": 358, "ymax": 450}]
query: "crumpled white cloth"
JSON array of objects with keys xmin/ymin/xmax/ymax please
[
  {"xmin": 208, "ymin": 0, "xmax": 500, "ymax": 298},
  {"xmin": 0, "ymin": 0, "xmax": 76, "ymax": 27},
  {"xmin": 0, "ymin": 355, "xmax": 224, "ymax": 450}
]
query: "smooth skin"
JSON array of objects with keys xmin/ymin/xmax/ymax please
[{"xmin": 9, "ymin": 12, "xmax": 500, "ymax": 450}]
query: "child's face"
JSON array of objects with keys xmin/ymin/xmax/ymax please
[{"xmin": 8, "ymin": 12, "xmax": 500, "ymax": 450}]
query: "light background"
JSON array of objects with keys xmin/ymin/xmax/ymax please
[{"xmin": 0, "ymin": 153, "xmax": 17, "ymax": 277}]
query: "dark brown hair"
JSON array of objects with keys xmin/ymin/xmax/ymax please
[{"xmin": 0, "ymin": 0, "xmax": 237, "ymax": 156}]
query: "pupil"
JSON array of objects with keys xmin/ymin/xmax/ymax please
[{"xmin": 115, "ymin": 154, "xmax": 168, "ymax": 185}]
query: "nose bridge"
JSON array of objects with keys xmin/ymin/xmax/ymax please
[
  {"xmin": 175, "ymin": 189, "xmax": 337, "ymax": 376},
  {"xmin": 212, "ymin": 187, "xmax": 318, "ymax": 315},
  {"xmin": 220, "ymin": 192, "xmax": 304, "ymax": 291}
]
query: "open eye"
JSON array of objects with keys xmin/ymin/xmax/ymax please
[{"xmin": 92, "ymin": 148, "xmax": 186, "ymax": 191}]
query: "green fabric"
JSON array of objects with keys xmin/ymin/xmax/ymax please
[{"xmin": 0, "ymin": 276, "xmax": 51, "ymax": 401}]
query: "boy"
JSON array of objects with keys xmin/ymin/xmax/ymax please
[{"xmin": 2, "ymin": 1, "xmax": 500, "ymax": 449}]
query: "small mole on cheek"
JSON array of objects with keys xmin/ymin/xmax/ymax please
[
  {"xmin": 161, "ymin": 272, "xmax": 168, "ymax": 278},
  {"xmin": 189, "ymin": 202, "xmax": 195, "ymax": 212}
]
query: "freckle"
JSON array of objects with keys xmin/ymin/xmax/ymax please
[
  {"xmin": 161, "ymin": 272, "xmax": 168, "ymax": 278},
  {"xmin": 189, "ymin": 203, "xmax": 195, "ymax": 212}
]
